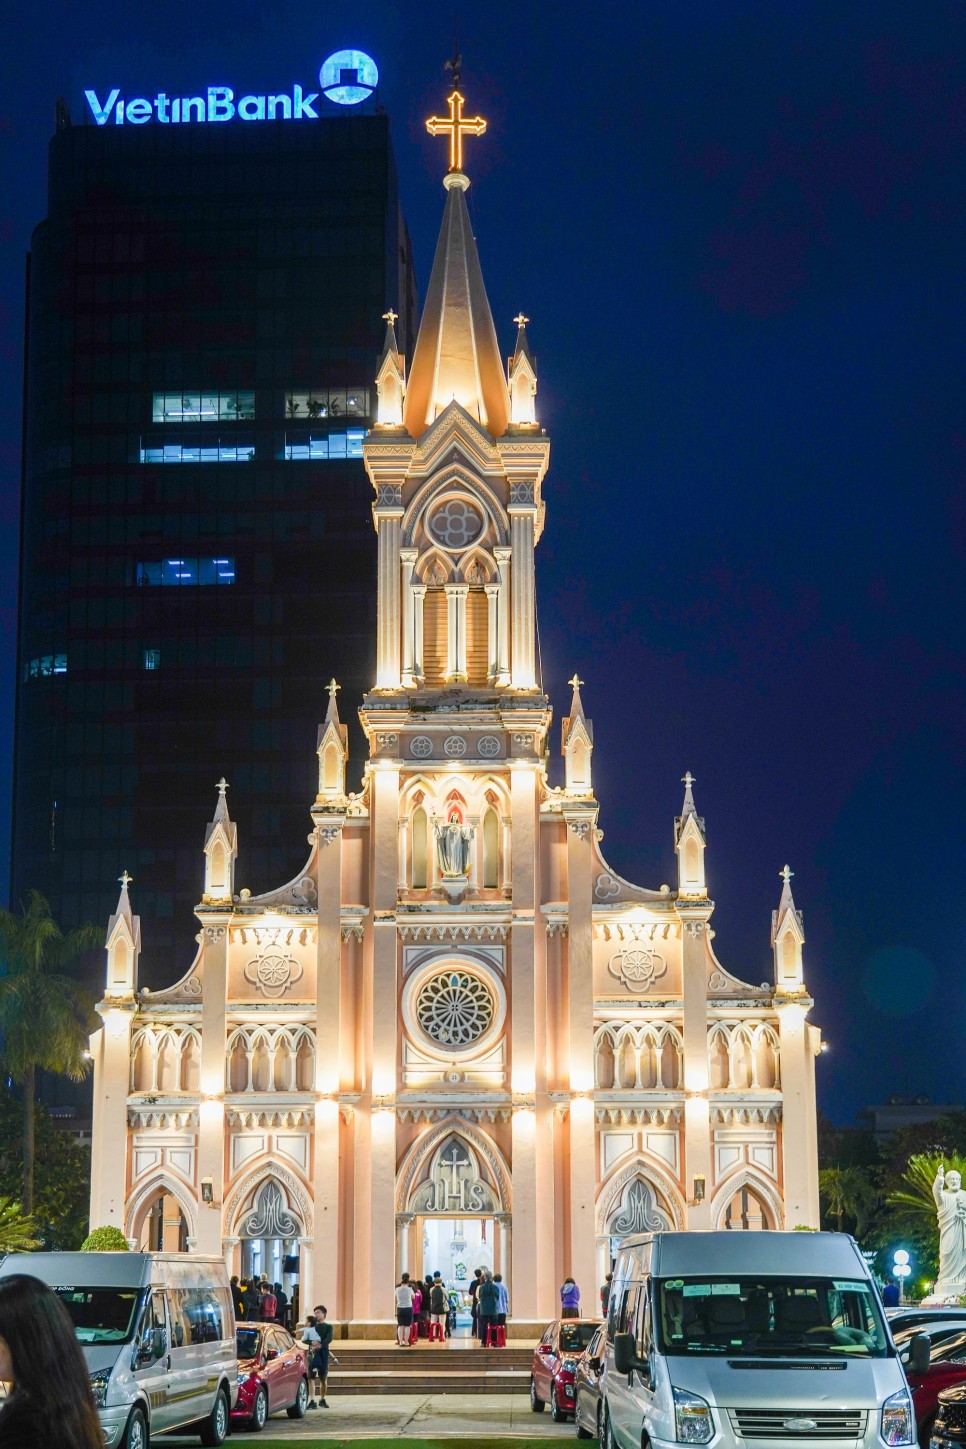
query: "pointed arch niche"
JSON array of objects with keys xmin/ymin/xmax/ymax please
[{"xmin": 710, "ymin": 1170, "xmax": 784, "ymax": 1231}]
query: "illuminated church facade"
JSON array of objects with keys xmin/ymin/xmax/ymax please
[{"xmin": 89, "ymin": 86, "xmax": 822, "ymax": 1331}]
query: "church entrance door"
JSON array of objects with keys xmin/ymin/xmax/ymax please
[{"xmin": 417, "ymin": 1216, "xmax": 496, "ymax": 1337}]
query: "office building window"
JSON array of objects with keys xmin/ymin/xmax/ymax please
[
  {"xmin": 284, "ymin": 429, "xmax": 365, "ymax": 461},
  {"xmin": 143, "ymin": 649, "xmax": 161, "ymax": 670},
  {"xmin": 139, "ymin": 439, "xmax": 254, "ymax": 463},
  {"xmin": 135, "ymin": 559, "xmax": 236, "ymax": 587},
  {"xmin": 285, "ymin": 389, "xmax": 369, "ymax": 420},
  {"xmin": 152, "ymin": 391, "xmax": 255, "ymax": 422},
  {"xmin": 24, "ymin": 653, "xmax": 67, "ymax": 679}
]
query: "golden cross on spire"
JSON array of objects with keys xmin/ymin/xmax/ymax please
[
  {"xmin": 426, "ymin": 87, "xmax": 487, "ymax": 174},
  {"xmin": 568, "ymin": 674, "xmax": 584, "ymax": 690},
  {"xmin": 382, "ymin": 308, "xmax": 398, "ymax": 328},
  {"xmin": 513, "ymin": 313, "xmax": 530, "ymax": 329}
]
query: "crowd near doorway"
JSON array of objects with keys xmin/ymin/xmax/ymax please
[{"xmin": 418, "ymin": 1217, "xmax": 496, "ymax": 1336}]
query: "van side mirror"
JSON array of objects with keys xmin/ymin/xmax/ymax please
[
  {"xmin": 266, "ymin": 1348, "xmax": 279, "ymax": 1361},
  {"xmin": 614, "ymin": 1332, "xmax": 638, "ymax": 1376},
  {"xmin": 909, "ymin": 1334, "xmax": 931, "ymax": 1376}
]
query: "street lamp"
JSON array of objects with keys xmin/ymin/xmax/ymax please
[{"xmin": 893, "ymin": 1248, "xmax": 912, "ymax": 1303}]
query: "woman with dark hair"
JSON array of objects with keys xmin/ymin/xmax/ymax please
[{"xmin": 0, "ymin": 1274, "xmax": 103, "ymax": 1448}]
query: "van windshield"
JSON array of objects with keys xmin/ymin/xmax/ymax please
[
  {"xmin": 655, "ymin": 1277, "xmax": 890, "ymax": 1358},
  {"xmin": 53, "ymin": 1287, "xmax": 143, "ymax": 1344}
]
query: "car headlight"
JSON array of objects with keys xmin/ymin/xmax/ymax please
[
  {"xmin": 236, "ymin": 1372, "xmax": 249, "ymax": 1384},
  {"xmin": 673, "ymin": 1386, "xmax": 714, "ymax": 1444},
  {"xmin": 561, "ymin": 1358, "xmax": 578, "ymax": 1373},
  {"xmin": 89, "ymin": 1368, "xmax": 112, "ymax": 1408},
  {"xmin": 882, "ymin": 1389, "xmax": 916, "ymax": 1447}
]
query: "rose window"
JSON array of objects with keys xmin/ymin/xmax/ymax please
[
  {"xmin": 428, "ymin": 499, "xmax": 483, "ymax": 550},
  {"xmin": 416, "ymin": 971, "xmax": 494, "ymax": 1046}
]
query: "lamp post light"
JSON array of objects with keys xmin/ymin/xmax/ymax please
[{"xmin": 893, "ymin": 1248, "xmax": 912, "ymax": 1304}]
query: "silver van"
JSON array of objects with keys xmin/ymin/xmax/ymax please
[
  {"xmin": 603, "ymin": 1232, "xmax": 916, "ymax": 1449},
  {"xmin": 0, "ymin": 1251, "xmax": 237, "ymax": 1449}
]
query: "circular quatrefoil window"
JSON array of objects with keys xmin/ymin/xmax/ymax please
[
  {"xmin": 416, "ymin": 971, "xmax": 494, "ymax": 1046},
  {"xmin": 428, "ymin": 498, "xmax": 483, "ymax": 550}
]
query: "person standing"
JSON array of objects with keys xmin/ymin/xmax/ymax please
[
  {"xmin": 395, "ymin": 1273, "xmax": 415, "ymax": 1347},
  {"xmin": 274, "ymin": 1282, "xmax": 289, "ymax": 1328},
  {"xmin": 493, "ymin": 1272, "xmax": 508, "ymax": 1335},
  {"xmin": 259, "ymin": 1283, "xmax": 278, "ymax": 1321},
  {"xmin": 469, "ymin": 1268, "xmax": 483, "ymax": 1339},
  {"xmin": 299, "ymin": 1316, "xmax": 321, "ymax": 1410},
  {"xmin": 429, "ymin": 1277, "xmax": 448, "ymax": 1337},
  {"xmin": 230, "ymin": 1275, "xmax": 245, "ymax": 1322},
  {"xmin": 311, "ymin": 1305, "xmax": 334, "ymax": 1408},
  {"xmin": 600, "ymin": 1273, "xmax": 613, "ymax": 1315},
  {"xmin": 0, "ymin": 1274, "xmax": 103, "ymax": 1449},
  {"xmin": 560, "ymin": 1276, "xmax": 581, "ymax": 1319},
  {"xmin": 477, "ymin": 1270, "xmax": 500, "ymax": 1346}
]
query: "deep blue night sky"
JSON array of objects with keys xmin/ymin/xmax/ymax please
[{"xmin": 0, "ymin": 1, "xmax": 963, "ymax": 1121}]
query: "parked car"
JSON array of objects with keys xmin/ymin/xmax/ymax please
[
  {"xmin": 573, "ymin": 1324, "xmax": 606, "ymax": 1439},
  {"xmin": 530, "ymin": 1318, "xmax": 601, "ymax": 1422},
  {"xmin": 0, "ymin": 1251, "xmax": 237, "ymax": 1448},
  {"xmin": 603, "ymin": 1231, "xmax": 915, "ymax": 1449},
  {"xmin": 233, "ymin": 1323, "xmax": 309, "ymax": 1430},
  {"xmin": 891, "ymin": 1319, "xmax": 966, "ymax": 1446},
  {"xmin": 929, "ymin": 1382, "xmax": 966, "ymax": 1449}
]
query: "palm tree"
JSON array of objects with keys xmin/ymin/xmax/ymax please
[
  {"xmin": 0, "ymin": 891, "xmax": 102, "ymax": 1213},
  {"xmin": 0, "ymin": 1196, "xmax": 41, "ymax": 1253},
  {"xmin": 818, "ymin": 1166, "xmax": 875, "ymax": 1234},
  {"xmin": 887, "ymin": 1152, "xmax": 966, "ymax": 1231}
]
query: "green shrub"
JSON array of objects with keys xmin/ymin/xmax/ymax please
[{"xmin": 81, "ymin": 1226, "xmax": 130, "ymax": 1251}]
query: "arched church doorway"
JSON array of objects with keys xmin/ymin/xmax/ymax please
[
  {"xmin": 721, "ymin": 1182, "xmax": 773, "ymax": 1230},
  {"xmin": 138, "ymin": 1191, "xmax": 188, "ymax": 1252},
  {"xmin": 238, "ymin": 1180, "xmax": 304, "ymax": 1311}
]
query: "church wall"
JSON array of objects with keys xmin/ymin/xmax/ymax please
[
  {"xmin": 341, "ymin": 824, "xmax": 369, "ymax": 901},
  {"xmin": 592, "ymin": 921, "xmax": 684, "ymax": 998},
  {"xmin": 540, "ymin": 818, "xmax": 568, "ymax": 902}
]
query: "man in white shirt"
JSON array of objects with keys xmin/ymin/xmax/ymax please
[{"xmin": 394, "ymin": 1273, "xmax": 415, "ymax": 1347}]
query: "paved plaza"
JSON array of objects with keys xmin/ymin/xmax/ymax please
[{"xmin": 163, "ymin": 1392, "xmax": 581, "ymax": 1442}]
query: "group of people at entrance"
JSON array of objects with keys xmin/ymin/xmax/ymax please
[
  {"xmin": 393, "ymin": 1269, "xmax": 508, "ymax": 1346},
  {"xmin": 230, "ymin": 1274, "xmax": 291, "ymax": 1326}
]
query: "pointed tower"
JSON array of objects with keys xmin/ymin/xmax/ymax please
[
  {"xmin": 772, "ymin": 864, "xmax": 806, "ymax": 993},
  {"xmin": 508, "ymin": 313, "xmax": 538, "ymax": 427},
  {"xmin": 317, "ymin": 679, "xmax": 348, "ymax": 800},
  {"xmin": 363, "ymin": 77, "xmax": 549, "ymax": 694},
  {"xmin": 675, "ymin": 771, "xmax": 707, "ymax": 897},
  {"xmin": 375, "ymin": 309, "xmax": 406, "ymax": 428},
  {"xmin": 203, "ymin": 777, "xmax": 237, "ymax": 902},
  {"xmin": 104, "ymin": 869, "xmax": 141, "ymax": 998},
  {"xmin": 561, "ymin": 674, "xmax": 594, "ymax": 793}
]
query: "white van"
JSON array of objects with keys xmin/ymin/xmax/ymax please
[
  {"xmin": 0, "ymin": 1251, "xmax": 237, "ymax": 1449},
  {"xmin": 603, "ymin": 1232, "xmax": 915, "ymax": 1449}
]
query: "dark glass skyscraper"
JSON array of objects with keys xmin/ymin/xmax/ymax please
[{"xmin": 13, "ymin": 105, "xmax": 416, "ymax": 984}]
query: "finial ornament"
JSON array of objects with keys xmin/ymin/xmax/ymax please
[
  {"xmin": 426, "ymin": 84, "xmax": 487, "ymax": 174},
  {"xmin": 513, "ymin": 312, "xmax": 530, "ymax": 329},
  {"xmin": 682, "ymin": 771, "xmax": 696, "ymax": 789},
  {"xmin": 382, "ymin": 308, "xmax": 398, "ymax": 327},
  {"xmin": 780, "ymin": 864, "xmax": 794, "ymax": 884},
  {"xmin": 327, "ymin": 678, "xmax": 341, "ymax": 699},
  {"xmin": 118, "ymin": 870, "xmax": 133, "ymax": 889},
  {"xmin": 568, "ymin": 674, "xmax": 585, "ymax": 690},
  {"xmin": 216, "ymin": 776, "xmax": 228, "ymax": 797}
]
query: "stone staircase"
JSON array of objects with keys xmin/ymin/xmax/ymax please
[{"xmin": 329, "ymin": 1341, "xmax": 534, "ymax": 1395}]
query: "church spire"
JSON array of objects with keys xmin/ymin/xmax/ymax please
[
  {"xmin": 104, "ymin": 870, "xmax": 140, "ymax": 997},
  {"xmin": 562, "ymin": 674, "xmax": 594, "ymax": 793},
  {"xmin": 375, "ymin": 308, "xmax": 405, "ymax": 428},
  {"xmin": 317, "ymin": 678, "xmax": 348, "ymax": 800},
  {"xmin": 675, "ymin": 772, "xmax": 707, "ymax": 896},
  {"xmin": 508, "ymin": 312, "xmax": 538, "ymax": 426},
  {"xmin": 772, "ymin": 865, "xmax": 806, "ymax": 992},
  {"xmin": 403, "ymin": 80, "xmax": 510, "ymax": 438},
  {"xmin": 203, "ymin": 777, "xmax": 237, "ymax": 900}
]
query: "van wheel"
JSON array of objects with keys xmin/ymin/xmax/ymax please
[
  {"xmin": 250, "ymin": 1387, "xmax": 268, "ymax": 1432},
  {"xmin": 287, "ymin": 1378, "xmax": 309, "ymax": 1419},
  {"xmin": 123, "ymin": 1407, "xmax": 148, "ymax": 1449},
  {"xmin": 530, "ymin": 1378, "xmax": 545, "ymax": 1413},
  {"xmin": 199, "ymin": 1389, "xmax": 229, "ymax": 1447}
]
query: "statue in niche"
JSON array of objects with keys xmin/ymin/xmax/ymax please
[
  {"xmin": 434, "ymin": 811, "xmax": 474, "ymax": 877},
  {"xmin": 933, "ymin": 1165, "xmax": 966, "ymax": 1292}
]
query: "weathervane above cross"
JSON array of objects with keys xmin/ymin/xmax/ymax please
[{"xmin": 426, "ymin": 83, "xmax": 487, "ymax": 174}]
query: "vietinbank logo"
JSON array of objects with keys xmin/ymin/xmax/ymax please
[{"xmin": 84, "ymin": 49, "xmax": 379, "ymax": 126}]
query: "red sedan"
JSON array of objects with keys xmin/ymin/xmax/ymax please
[
  {"xmin": 892, "ymin": 1320, "xmax": 966, "ymax": 1446},
  {"xmin": 530, "ymin": 1319, "xmax": 601, "ymax": 1423},
  {"xmin": 233, "ymin": 1323, "xmax": 309, "ymax": 1431}
]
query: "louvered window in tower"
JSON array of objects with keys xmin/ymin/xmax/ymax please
[
  {"xmin": 422, "ymin": 589, "xmax": 447, "ymax": 686},
  {"xmin": 465, "ymin": 589, "xmax": 489, "ymax": 685}
]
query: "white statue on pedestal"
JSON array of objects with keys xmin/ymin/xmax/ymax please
[
  {"xmin": 434, "ymin": 813, "xmax": 474, "ymax": 878},
  {"xmin": 933, "ymin": 1165, "xmax": 966, "ymax": 1294}
]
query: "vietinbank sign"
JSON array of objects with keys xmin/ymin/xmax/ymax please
[{"xmin": 84, "ymin": 49, "xmax": 378, "ymax": 126}]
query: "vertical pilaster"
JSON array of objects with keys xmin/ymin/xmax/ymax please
[
  {"xmin": 197, "ymin": 918, "xmax": 229, "ymax": 1253},
  {"xmin": 564, "ymin": 813, "xmax": 597, "ymax": 1295},
  {"xmin": 368, "ymin": 764, "xmax": 400, "ymax": 1319},
  {"xmin": 313, "ymin": 817, "xmax": 344, "ymax": 1313},
  {"xmin": 679, "ymin": 907, "xmax": 714, "ymax": 1229},
  {"xmin": 508, "ymin": 514, "xmax": 536, "ymax": 689},
  {"xmin": 778, "ymin": 1006, "xmax": 821, "ymax": 1227},
  {"xmin": 400, "ymin": 548, "xmax": 418, "ymax": 686},
  {"xmin": 89, "ymin": 1010, "xmax": 134, "ymax": 1231},
  {"xmin": 375, "ymin": 512, "xmax": 402, "ymax": 688},
  {"xmin": 493, "ymin": 547, "xmax": 511, "ymax": 685},
  {"xmin": 412, "ymin": 584, "xmax": 426, "ymax": 680},
  {"xmin": 484, "ymin": 584, "xmax": 500, "ymax": 682},
  {"xmin": 445, "ymin": 584, "xmax": 468, "ymax": 681}
]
